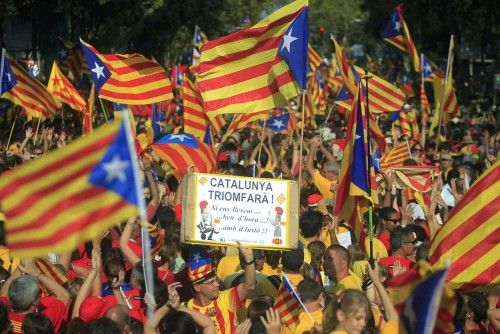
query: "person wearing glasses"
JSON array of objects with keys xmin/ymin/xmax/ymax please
[
  {"xmin": 186, "ymin": 242, "xmax": 255, "ymax": 334},
  {"xmin": 378, "ymin": 226, "xmax": 416, "ymax": 280},
  {"xmin": 377, "ymin": 207, "xmax": 401, "ymax": 254}
]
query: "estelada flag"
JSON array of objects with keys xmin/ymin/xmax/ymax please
[
  {"xmin": 197, "ymin": 0, "xmax": 309, "ymax": 117},
  {"xmin": 0, "ymin": 119, "xmax": 141, "ymax": 258},
  {"xmin": 1, "ymin": 49, "xmax": 60, "ymax": 118},
  {"xmin": 80, "ymin": 39, "xmax": 173, "ymax": 105},
  {"xmin": 429, "ymin": 161, "xmax": 500, "ymax": 291}
]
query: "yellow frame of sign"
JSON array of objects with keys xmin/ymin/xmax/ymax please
[{"xmin": 181, "ymin": 172, "xmax": 299, "ymax": 250}]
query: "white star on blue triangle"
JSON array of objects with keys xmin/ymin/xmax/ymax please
[
  {"xmin": 88, "ymin": 122, "xmax": 138, "ymax": 206},
  {"xmin": 382, "ymin": 11, "xmax": 403, "ymax": 38},
  {"xmin": 0, "ymin": 53, "xmax": 16, "ymax": 95},
  {"xmin": 156, "ymin": 133, "xmax": 199, "ymax": 148},
  {"xmin": 80, "ymin": 40, "xmax": 111, "ymax": 92},
  {"xmin": 278, "ymin": 7, "xmax": 309, "ymax": 90},
  {"xmin": 421, "ymin": 54, "xmax": 434, "ymax": 78}
]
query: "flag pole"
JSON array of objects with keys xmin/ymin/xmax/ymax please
[
  {"xmin": 282, "ymin": 272, "xmax": 316, "ymax": 324},
  {"xmin": 121, "ymin": 109, "xmax": 156, "ymax": 318},
  {"xmin": 98, "ymin": 97, "xmax": 109, "ymax": 123},
  {"xmin": 257, "ymin": 109, "xmax": 270, "ymax": 168},
  {"xmin": 34, "ymin": 116, "xmax": 42, "ymax": 143},
  {"xmin": 363, "ymin": 69, "xmax": 374, "ymax": 263},
  {"xmin": 6, "ymin": 106, "xmax": 20, "ymax": 149},
  {"xmin": 220, "ymin": 113, "xmax": 238, "ymax": 143},
  {"xmin": 434, "ymin": 35, "xmax": 454, "ymax": 157},
  {"xmin": 298, "ymin": 90, "xmax": 306, "ymax": 198}
]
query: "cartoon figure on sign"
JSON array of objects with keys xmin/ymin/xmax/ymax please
[
  {"xmin": 197, "ymin": 200, "xmax": 218, "ymax": 240},
  {"xmin": 269, "ymin": 207, "xmax": 284, "ymax": 244}
]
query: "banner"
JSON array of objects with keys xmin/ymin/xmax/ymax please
[{"xmin": 181, "ymin": 173, "xmax": 299, "ymax": 250}]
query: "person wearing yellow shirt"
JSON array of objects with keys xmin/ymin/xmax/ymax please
[
  {"xmin": 323, "ymin": 245, "xmax": 362, "ymax": 297},
  {"xmin": 298, "ymin": 210, "xmax": 324, "ymax": 265},
  {"xmin": 322, "ymin": 289, "xmax": 371, "ymax": 334},
  {"xmin": 283, "ymin": 277, "xmax": 324, "ymax": 334},
  {"xmin": 305, "ymin": 136, "xmax": 339, "ymax": 200},
  {"xmin": 185, "ymin": 242, "xmax": 256, "ymax": 334}
]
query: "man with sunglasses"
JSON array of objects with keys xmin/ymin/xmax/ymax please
[
  {"xmin": 378, "ymin": 207, "xmax": 401, "ymax": 253},
  {"xmin": 186, "ymin": 242, "xmax": 255, "ymax": 334},
  {"xmin": 379, "ymin": 226, "xmax": 416, "ymax": 281}
]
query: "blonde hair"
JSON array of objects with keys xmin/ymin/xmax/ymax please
[{"xmin": 322, "ymin": 289, "xmax": 371, "ymax": 333}]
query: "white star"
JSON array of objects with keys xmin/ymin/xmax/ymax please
[
  {"xmin": 272, "ymin": 119, "xmax": 285, "ymax": 129},
  {"xmin": 192, "ymin": 253, "xmax": 201, "ymax": 262},
  {"xmin": 424, "ymin": 63, "xmax": 432, "ymax": 73},
  {"xmin": 103, "ymin": 155, "xmax": 129, "ymax": 183},
  {"xmin": 169, "ymin": 134, "xmax": 188, "ymax": 142},
  {"xmin": 6, "ymin": 73, "xmax": 11, "ymax": 82},
  {"xmin": 91, "ymin": 62, "xmax": 105, "ymax": 79},
  {"xmin": 355, "ymin": 134, "xmax": 361, "ymax": 141},
  {"xmin": 281, "ymin": 28, "xmax": 298, "ymax": 53},
  {"xmin": 394, "ymin": 20, "xmax": 401, "ymax": 32},
  {"xmin": 58, "ymin": 49, "xmax": 67, "ymax": 58}
]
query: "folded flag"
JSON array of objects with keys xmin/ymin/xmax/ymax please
[
  {"xmin": 47, "ymin": 61, "xmax": 87, "ymax": 113},
  {"xmin": 196, "ymin": 0, "xmax": 308, "ymax": 117},
  {"xmin": 429, "ymin": 161, "xmax": 500, "ymax": 291},
  {"xmin": 183, "ymin": 76, "xmax": 208, "ymax": 140},
  {"xmin": 382, "ymin": 4, "xmax": 420, "ymax": 72},
  {"xmin": 80, "ymin": 39, "xmax": 173, "ymax": 105},
  {"xmin": 274, "ymin": 272, "xmax": 301, "ymax": 330},
  {"xmin": 151, "ymin": 134, "xmax": 216, "ymax": 175},
  {"xmin": 0, "ymin": 119, "xmax": 141, "ymax": 258},
  {"xmin": 378, "ymin": 165, "xmax": 438, "ymax": 193},
  {"xmin": 1, "ymin": 49, "xmax": 60, "ymax": 118}
]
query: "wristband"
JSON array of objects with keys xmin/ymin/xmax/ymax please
[{"xmin": 244, "ymin": 259, "xmax": 255, "ymax": 266}]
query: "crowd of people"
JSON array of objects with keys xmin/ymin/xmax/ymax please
[{"xmin": 0, "ymin": 59, "xmax": 500, "ymax": 334}]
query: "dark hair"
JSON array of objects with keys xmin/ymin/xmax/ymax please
[
  {"xmin": 0, "ymin": 302, "xmax": 9, "ymax": 332},
  {"xmin": 299, "ymin": 210, "xmax": 324, "ymax": 238},
  {"xmin": 22, "ymin": 313, "xmax": 54, "ymax": 334},
  {"xmin": 247, "ymin": 297, "xmax": 272, "ymax": 320},
  {"xmin": 465, "ymin": 291, "xmax": 488, "ymax": 324},
  {"xmin": 128, "ymin": 317, "xmax": 143, "ymax": 334},
  {"xmin": 379, "ymin": 207, "xmax": 398, "ymax": 221},
  {"xmin": 87, "ymin": 318, "xmax": 121, "ymax": 334},
  {"xmin": 159, "ymin": 310, "xmax": 200, "ymax": 334},
  {"xmin": 65, "ymin": 317, "xmax": 87, "ymax": 334},
  {"xmin": 282, "ymin": 245, "xmax": 304, "ymax": 272},
  {"xmin": 297, "ymin": 278, "xmax": 321, "ymax": 303},
  {"xmin": 264, "ymin": 250, "xmax": 281, "ymax": 269},
  {"xmin": 103, "ymin": 253, "xmax": 125, "ymax": 283},
  {"xmin": 157, "ymin": 206, "xmax": 176, "ymax": 230},
  {"xmin": 406, "ymin": 224, "xmax": 428, "ymax": 244},
  {"xmin": 390, "ymin": 226, "xmax": 411, "ymax": 253},
  {"xmin": 260, "ymin": 171, "xmax": 274, "ymax": 179}
]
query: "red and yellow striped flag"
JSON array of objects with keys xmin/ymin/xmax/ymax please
[
  {"xmin": 307, "ymin": 44, "xmax": 322, "ymax": 72},
  {"xmin": 333, "ymin": 38, "xmax": 357, "ymax": 96},
  {"xmin": 47, "ymin": 62, "xmax": 87, "ymax": 112},
  {"xmin": 182, "ymin": 77, "xmax": 207, "ymax": 139},
  {"xmin": 223, "ymin": 111, "xmax": 268, "ymax": 141},
  {"xmin": 0, "ymin": 120, "xmax": 140, "ymax": 258},
  {"xmin": 196, "ymin": 0, "xmax": 307, "ymax": 117},
  {"xmin": 429, "ymin": 161, "xmax": 500, "ymax": 291},
  {"xmin": 83, "ymin": 83, "xmax": 95, "ymax": 135},
  {"xmin": 399, "ymin": 111, "xmax": 411, "ymax": 137},
  {"xmin": 80, "ymin": 39, "xmax": 173, "ymax": 105},
  {"xmin": 326, "ymin": 57, "xmax": 342, "ymax": 95},
  {"xmin": 420, "ymin": 81, "xmax": 430, "ymax": 113},
  {"xmin": 151, "ymin": 135, "xmax": 216, "ymax": 175},
  {"xmin": 379, "ymin": 142, "xmax": 411, "ymax": 169},
  {"xmin": 274, "ymin": 273, "xmax": 301, "ymax": 330},
  {"xmin": 1, "ymin": 50, "xmax": 60, "ymax": 118}
]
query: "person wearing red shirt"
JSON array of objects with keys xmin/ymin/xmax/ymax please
[
  {"xmin": 379, "ymin": 226, "xmax": 416, "ymax": 282},
  {"xmin": 378, "ymin": 207, "xmax": 401, "ymax": 253}
]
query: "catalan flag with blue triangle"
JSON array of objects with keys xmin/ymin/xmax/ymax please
[
  {"xmin": 382, "ymin": 4, "xmax": 420, "ymax": 72},
  {"xmin": 0, "ymin": 119, "xmax": 141, "ymax": 258},
  {"xmin": 196, "ymin": 0, "xmax": 308, "ymax": 117}
]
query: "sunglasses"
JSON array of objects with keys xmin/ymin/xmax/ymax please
[{"xmin": 386, "ymin": 218, "xmax": 401, "ymax": 223}]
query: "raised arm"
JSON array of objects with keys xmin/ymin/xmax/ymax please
[{"xmin": 236, "ymin": 241, "xmax": 256, "ymax": 302}]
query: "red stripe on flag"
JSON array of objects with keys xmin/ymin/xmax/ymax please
[{"xmin": 8, "ymin": 200, "xmax": 129, "ymax": 250}]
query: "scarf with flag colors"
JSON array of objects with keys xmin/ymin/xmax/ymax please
[
  {"xmin": 151, "ymin": 133, "xmax": 216, "ymax": 175},
  {"xmin": 0, "ymin": 119, "xmax": 141, "ymax": 258},
  {"xmin": 1, "ymin": 49, "xmax": 60, "ymax": 118},
  {"xmin": 382, "ymin": 4, "xmax": 420, "ymax": 72},
  {"xmin": 80, "ymin": 39, "xmax": 173, "ymax": 105},
  {"xmin": 429, "ymin": 161, "xmax": 500, "ymax": 291},
  {"xmin": 47, "ymin": 61, "xmax": 87, "ymax": 113},
  {"xmin": 274, "ymin": 273, "xmax": 301, "ymax": 330},
  {"xmin": 196, "ymin": 0, "xmax": 308, "ymax": 117}
]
